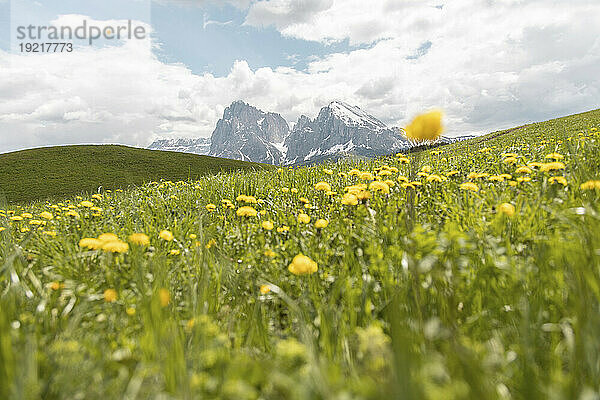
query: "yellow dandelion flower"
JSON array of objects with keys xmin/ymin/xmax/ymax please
[
  {"xmin": 498, "ymin": 203, "xmax": 515, "ymax": 217},
  {"xmin": 545, "ymin": 153, "xmax": 564, "ymax": 160},
  {"xmin": 80, "ymin": 201, "xmax": 94, "ymax": 208},
  {"xmin": 79, "ymin": 238, "xmax": 102, "ymax": 249},
  {"xmin": 264, "ymin": 249, "xmax": 276, "ymax": 257},
  {"xmin": 291, "ymin": 188, "xmax": 298, "ymax": 194},
  {"xmin": 349, "ymin": 169, "xmax": 361, "ymax": 176},
  {"xmin": 206, "ymin": 204, "xmax": 217, "ymax": 211},
  {"xmin": 236, "ymin": 206, "xmax": 258, "ymax": 217},
  {"xmin": 341, "ymin": 193, "xmax": 359, "ymax": 206},
  {"xmin": 129, "ymin": 233, "xmax": 150, "ymax": 246},
  {"xmin": 91, "ymin": 194, "xmax": 102, "ymax": 200},
  {"xmin": 426, "ymin": 174, "xmax": 443, "ymax": 183},
  {"xmin": 369, "ymin": 181, "xmax": 390, "ymax": 193},
  {"xmin": 65, "ymin": 210, "xmax": 80, "ymax": 218},
  {"xmin": 102, "ymin": 240, "xmax": 129, "ymax": 253},
  {"xmin": 260, "ymin": 284, "xmax": 271, "ymax": 294},
  {"xmin": 446, "ymin": 170, "xmax": 460, "ymax": 177},
  {"xmin": 205, "ymin": 238, "xmax": 217, "ymax": 249},
  {"xmin": 356, "ymin": 190, "xmax": 371, "ymax": 201},
  {"xmin": 503, "ymin": 157, "xmax": 517, "ymax": 165},
  {"xmin": 515, "ymin": 166, "xmax": 532, "ymax": 174},
  {"xmin": 21, "ymin": 213, "xmax": 33, "ymax": 219},
  {"xmin": 517, "ymin": 177, "xmax": 531, "ymax": 183},
  {"xmin": 159, "ymin": 288, "xmax": 171, "ymax": 307},
  {"xmin": 314, "ymin": 182, "xmax": 332, "ymax": 192},
  {"xmin": 460, "ymin": 182, "xmax": 479, "ymax": 192},
  {"xmin": 397, "ymin": 157, "xmax": 410, "ymax": 164},
  {"xmin": 261, "ymin": 220, "xmax": 274, "ymax": 230},
  {"xmin": 10, "ymin": 216, "xmax": 23, "ymax": 221},
  {"xmin": 288, "ymin": 254, "xmax": 318, "ymax": 276},
  {"xmin": 323, "ymin": 168, "xmax": 334, "ymax": 175},
  {"xmin": 0, "ymin": 227, "xmax": 5, "ymax": 233},
  {"xmin": 398, "ymin": 176, "xmax": 409, "ymax": 183},
  {"xmin": 277, "ymin": 225, "xmax": 290, "ymax": 233},
  {"xmin": 549, "ymin": 176, "xmax": 568, "ymax": 186},
  {"xmin": 384, "ymin": 179, "xmax": 396, "ymax": 187},
  {"xmin": 540, "ymin": 162, "xmax": 566, "ymax": 172},
  {"xmin": 159, "ymin": 230, "xmax": 174, "ymax": 241},
  {"xmin": 580, "ymin": 180, "xmax": 600, "ymax": 190},
  {"xmin": 104, "ymin": 289, "xmax": 118, "ymax": 303},
  {"xmin": 404, "ymin": 110, "xmax": 444, "ymax": 142},
  {"xmin": 281, "ymin": 187, "xmax": 290, "ymax": 193},
  {"xmin": 529, "ymin": 162, "xmax": 544, "ymax": 169},
  {"xmin": 189, "ymin": 233, "xmax": 197, "ymax": 240},
  {"xmin": 421, "ymin": 165, "xmax": 432, "ymax": 174},
  {"xmin": 126, "ymin": 307, "xmax": 136, "ymax": 316},
  {"xmin": 299, "ymin": 197, "xmax": 310, "ymax": 204},
  {"xmin": 298, "ymin": 213, "xmax": 311, "ymax": 224},
  {"xmin": 314, "ymin": 219, "xmax": 329, "ymax": 229},
  {"xmin": 359, "ymin": 172, "xmax": 374, "ymax": 181}
]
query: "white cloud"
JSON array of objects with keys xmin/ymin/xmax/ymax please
[
  {"xmin": 1, "ymin": 2, "xmax": 600, "ymax": 153},
  {"xmin": 153, "ymin": 0, "xmax": 251, "ymax": 9}
]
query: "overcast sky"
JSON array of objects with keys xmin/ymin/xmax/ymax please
[{"xmin": 0, "ymin": 0, "xmax": 599, "ymax": 153}]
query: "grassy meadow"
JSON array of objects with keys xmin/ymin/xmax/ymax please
[
  {"xmin": 0, "ymin": 145, "xmax": 268, "ymax": 204},
  {"xmin": 1, "ymin": 109, "xmax": 600, "ymax": 399}
]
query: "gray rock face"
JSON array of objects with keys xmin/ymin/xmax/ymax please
[
  {"xmin": 148, "ymin": 137, "xmax": 211, "ymax": 155},
  {"xmin": 209, "ymin": 100, "xmax": 289, "ymax": 164},
  {"xmin": 283, "ymin": 101, "xmax": 409, "ymax": 165}
]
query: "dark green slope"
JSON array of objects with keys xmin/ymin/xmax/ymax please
[{"xmin": 0, "ymin": 145, "xmax": 270, "ymax": 203}]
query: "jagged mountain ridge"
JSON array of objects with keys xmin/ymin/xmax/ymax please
[
  {"xmin": 148, "ymin": 138, "xmax": 211, "ymax": 155},
  {"xmin": 148, "ymin": 101, "xmax": 470, "ymax": 165}
]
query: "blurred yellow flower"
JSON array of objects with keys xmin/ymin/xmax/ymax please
[
  {"xmin": 323, "ymin": 168, "xmax": 334, "ymax": 175},
  {"xmin": 10, "ymin": 216, "xmax": 23, "ymax": 221},
  {"xmin": 298, "ymin": 213, "xmax": 311, "ymax": 224},
  {"xmin": 314, "ymin": 219, "xmax": 329, "ymax": 229},
  {"xmin": 503, "ymin": 157, "xmax": 517, "ymax": 165},
  {"xmin": 261, "ymin": 220, "xmax": 274, "ymax": 230},
  {"xmin": 80, "ymin": 201, "xmax": 94, "ymax": 208},
  {"xmin": 515, "ymin": 166, "xmax": 532, "ymax": 174},
  {"xmin": 260, "ymin": 284, "xmax": 271, "ymax": 294},
  {"xmin": 159, "ymin": 289, "xmax": 170, "ymax": 307},
  {"xmin": 341, "ymin": 193, "xmax": 359, "ymax": 206},
  {"xmin": 549, "ymin": 176, "xmax": 568, "ymax": 186},
  {"xmin": 79, "ymin": 238, "xmax": 102, "ymax": 250},
  {"xmin": 460, "ymin": 182, "xmax": 479, "ymax": 192},
  {"xmin": 159, "ymin": 230, "xmax": 174, "ymax": 241},
  {"xmin": 540, "ymin": 162, "xmax": 566, "ymax": 172},
  {"xmin": 580, "ymin": 180, "xmax": 600, "ymax": 190},
  {"xmin": 129, "ymin": 233, "xmax": 150, "ymax": 246},
  {"xmin": 288, "ymin": 254, "xmax": 318, "ymax": 276},
  {"xmin": 498, "ymin": 203, "xmax": 515, "ymax": 217},
  {"xmin": 277, "ymin": 226, "xmax": 290, "ymax": 233},
  {"xmin": 236, "ymin": 206, "xmax": 258, "ymax": 217},
  {"xmin": 404, "ymin": 110, "xmax": 444, "ymax": 142},
  {"xmin": 359, "ymin": 172, "xmax": 374, "ymax": 181},
  {"xmin": 426, "ymin": 174, "xmax": 443, "ymax": 183},
  {"xmin": 314, "ymin": 182, "xmax": 332, "ymax": 192},
  {"xmin": 102, "ymin": 240, "xmax": 129, "ymax": 253},
  {"xmin": 206, "ymin": 204, "xmax": 217, "ymax": 211},
  {"xmin": 545, "ymin": 153, "xmax": 564, "ymax": 160},
  {"xmin": 369, "ymin": 181, "xmax": 390, "ymax": 194},
  {"xmin": 104, "ymin": 289, "xmax": 118, "ymax": 303}
]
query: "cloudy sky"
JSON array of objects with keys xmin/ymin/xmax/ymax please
[{"xmin": 0, "ymin": 0, "xmax": 599, "ymax": 153}]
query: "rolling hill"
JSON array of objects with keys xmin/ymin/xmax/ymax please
[{"xmin": 0, "ymin": 144, "xmax": 270, "ymax": 203}]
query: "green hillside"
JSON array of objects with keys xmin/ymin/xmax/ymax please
[{"xmin": 0, "ymin": 145, "xmax": 270, "ymax": 203}]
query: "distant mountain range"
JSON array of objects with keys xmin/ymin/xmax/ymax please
[{"xmin": 148, "ymin": 100, "xmax": 474, "ymax": 165}]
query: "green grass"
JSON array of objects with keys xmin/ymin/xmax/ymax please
[
  {"xmin": 1, "ymin": 109, "xmax": 600, "ymax": 399},
  {"xmin": 0, "ymin": 144, "xmax": 270, "ymax": 203}
]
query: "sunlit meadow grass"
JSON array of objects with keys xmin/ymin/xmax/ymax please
[{"xmin": 1, "ymin": 109, "xmax": 600, "ymax": 399}]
